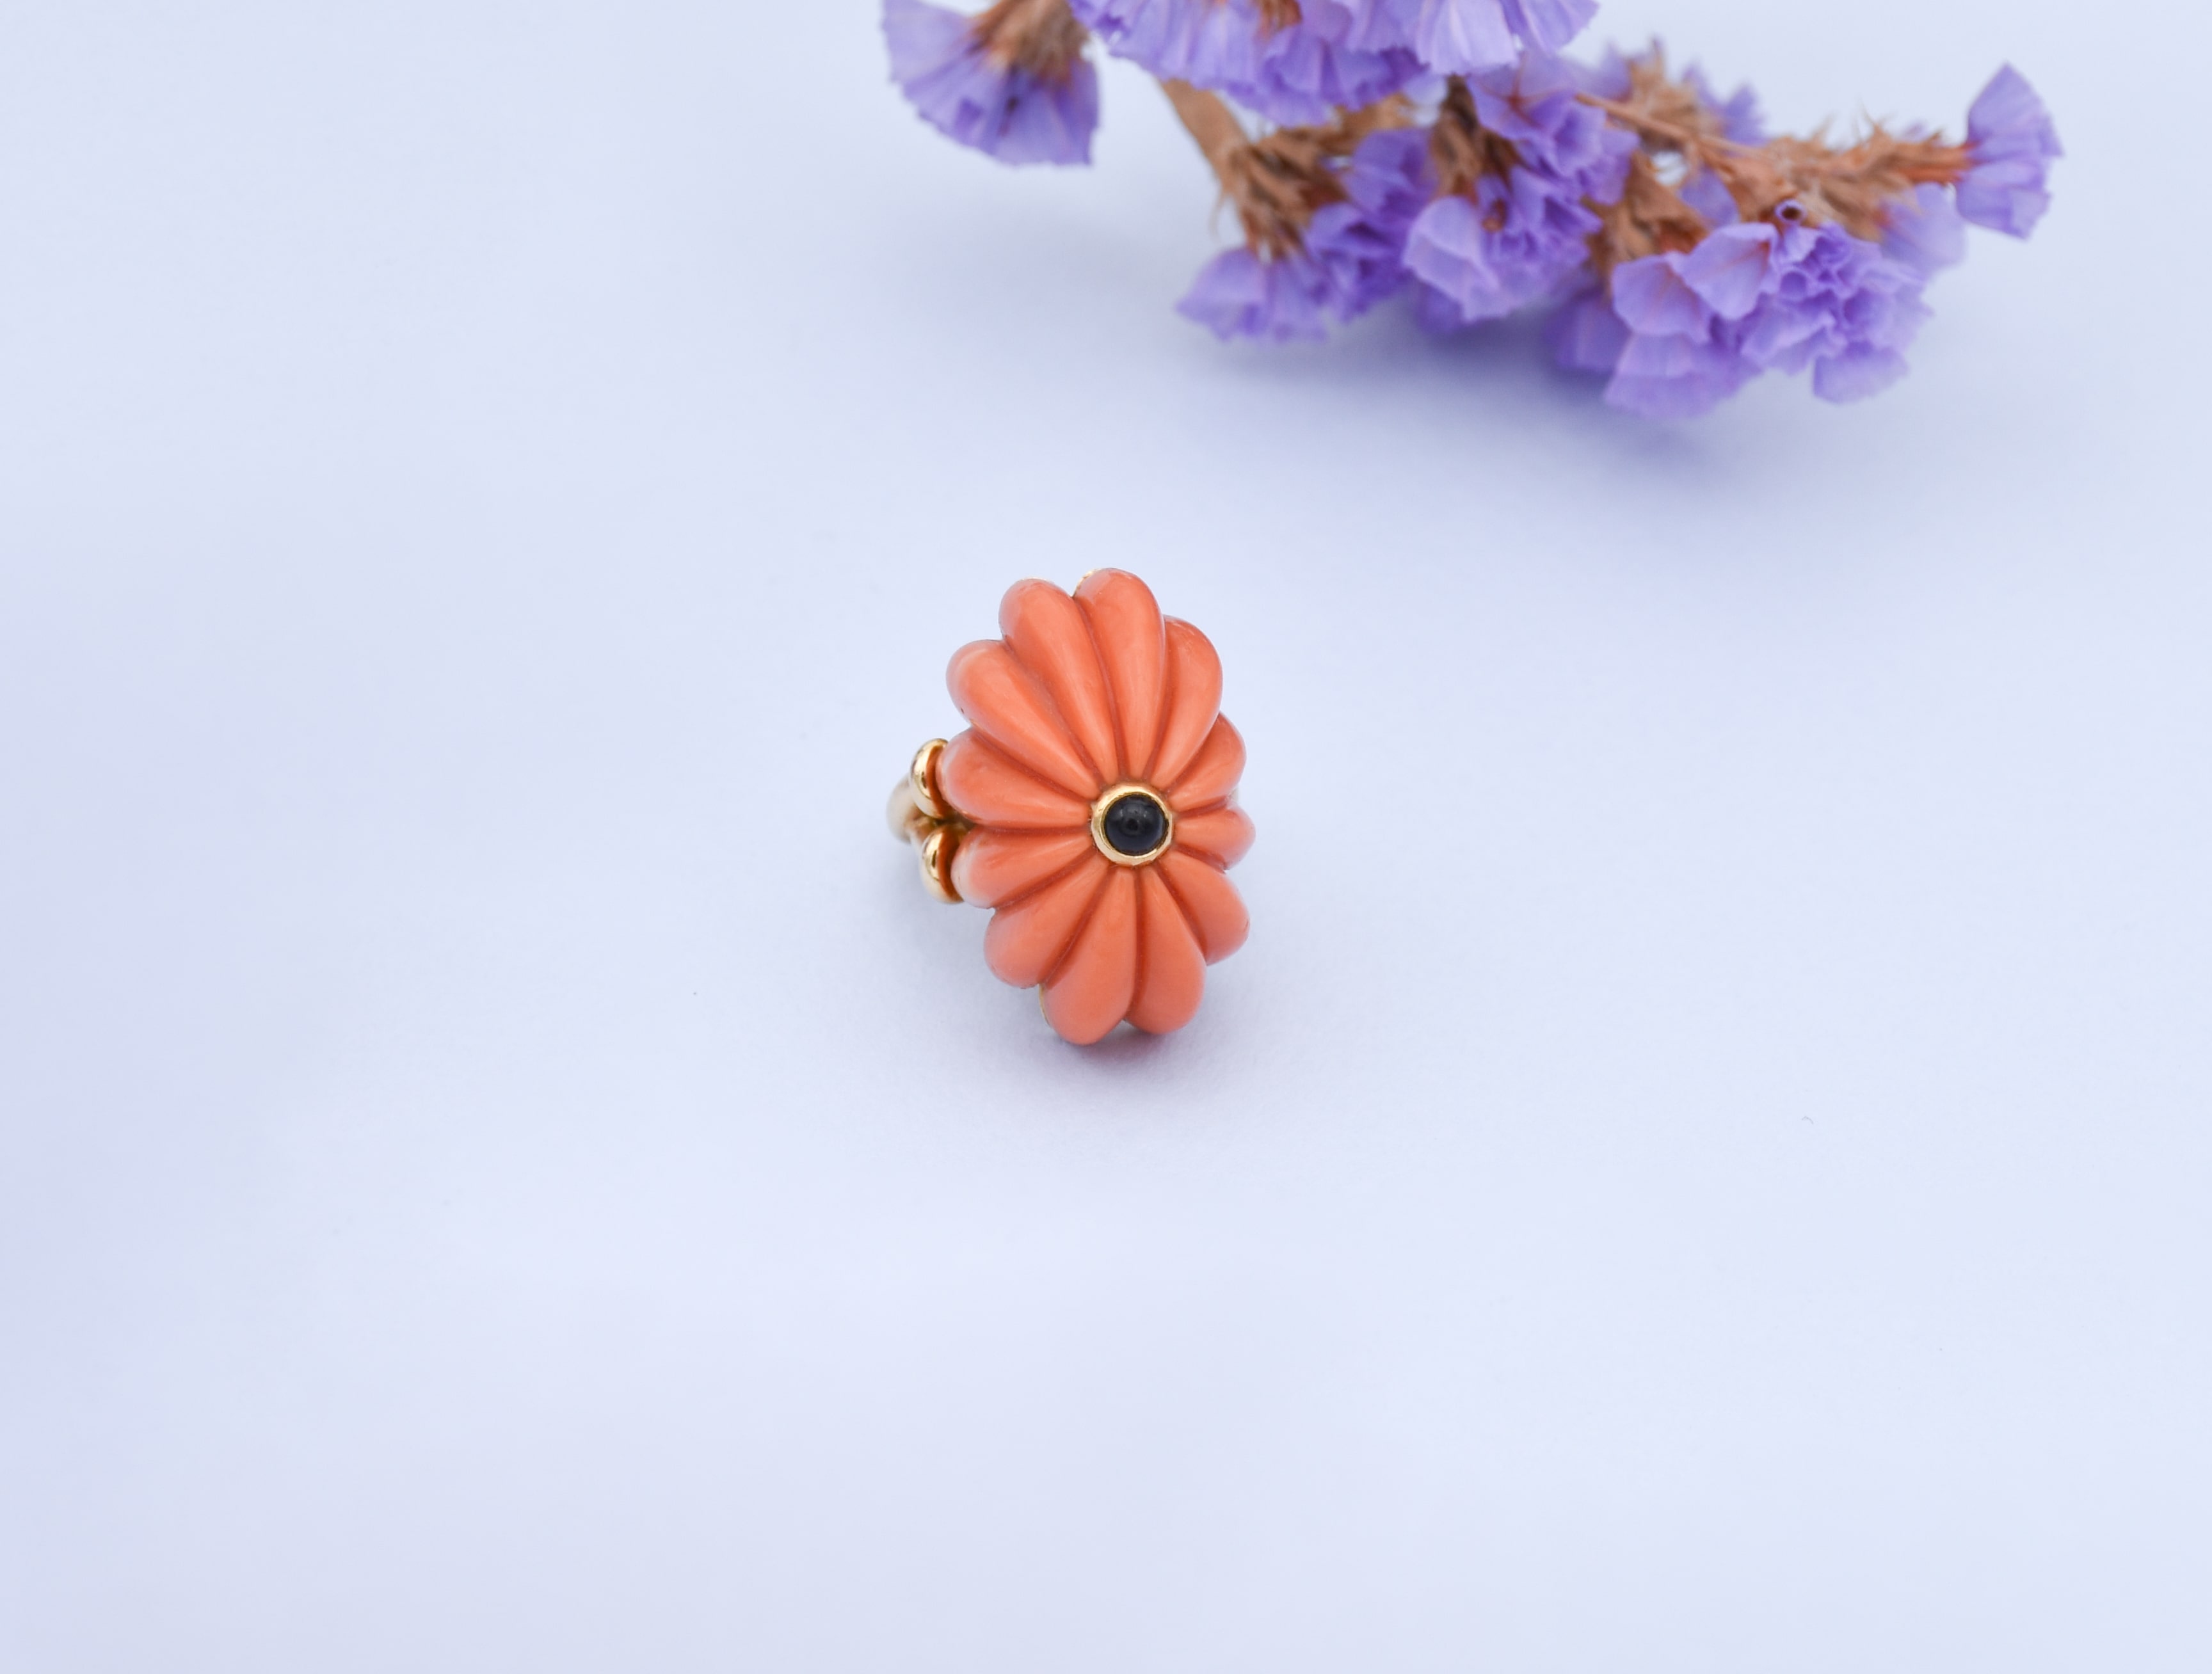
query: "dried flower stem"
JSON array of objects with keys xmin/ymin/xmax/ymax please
[
  {"xmin": 972, "ymin": 0, "xmax": 1088, "ymax": 81},
  {"xmin": 1160, "ymin": 79, "xmax": 1409, "ymax": 259},
  {"xmin": 1580, "ymin": 87, "xmax": 1974, "ymax": 241},
  {"xmin": 1590, "ymin": 152, "xmax": 1710, "ymax": 275},
  {"xmin": 1160, "ymin": 78, "xmax": 1249, "ymax": 177},
  {"xmin": 1429, "ymin": 77, "xmax": 1521, "ymax": 202}
]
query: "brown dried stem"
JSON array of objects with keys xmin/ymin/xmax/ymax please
[
  {"xmin": 1580, "ymin": 52, "xmax": 1973, "ymax": 242},
  {"xmin": 1160, "ymin": 79, "xmax": 1410, "ymax": 259},
  {"xmin": 972, "ymin": 0, "xmax": 1088, "ymax": 81},
  {"xmin": 1429, "ymin": 76, "xmax": 1521, "ymax": 202},
  {"xmin": 1589, "ymin": 152, "xmax": 1709, "ymax": 276}
]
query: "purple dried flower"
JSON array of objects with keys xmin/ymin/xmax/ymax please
[
  {"xmin": 1469, "ymin": 50, "xmax": 1629, "ymax": 177},
  {"xmin": 1177, "ymin": 248, "xmax": 1334, "ymax": 342},
  {"xmin": 1067, "ymin": 0, "xmax": 1594, "ymax": 119},
  {"xmin": 1407, "ymin": 181, "xmax": 1597, "ymax": 324},
  {"xmin": 1304, "ymin": 127, "xmax": 1434, "ymax": 318},
  {"xmin": 1608, "ymin": 328, "xmax": 1757, "ymax": 418},
  {"xmin": 1408, "ymin": 0, "xmax": 1596, "ymax": 75},
  {"xmin": 1069, "ymin": 0, "xmax": 1422, "ymax": 125},
  {"xmin": 885, "ymin": 0, "xmax": 1100, "ymax": 166},
  {"xmin": 1882, "ymin": 181, "xmax": 1967, "ymax": 278},
  {"xmin": 1544, "ymin": 285, "xmax": 1630, "ymax": 372},
  {"xmin": 1342, "ymin": 122, "xmax": 1438, "ymax": 225},
  {"xmin": 1722, "ymin": 221, "xmax": 1930, "ymax": 399},
  {"xmin": 1677, "ymin": 168, "xmax": 1738, "ymax": 227},
  {"xmin": 1178, "ymin": 124, "xmax": 1429, "ymax": 339},
  {"xmin": 1957, "ymin": 65, "xmax": 2062, "ymax": 237},
  {"xmin": 1500, "ymin": 0, "xmax": 1599, "ymax": 55},
  {"xmin": 1602, "ymin": 256, "xmax": 1754, "ymax": 417},
  {"xmin": 883, "ymin": 3, "xmax": 2060, "ymax": 422},
  {"xmin": 1607, "ymin": 216, "xmax": 1932, "ymax": 411},
  {"xmin": 1404, "ymin": 56, "xmax": 1635, "ymax": 327}
]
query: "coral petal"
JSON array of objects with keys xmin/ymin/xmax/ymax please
[
  {"xmin": 1173, "ymin": 804, "xmax": 1254, "ymax": 869},
  {"xmin": 984, "ymin": 858, "xmax": 1106, "ymax": 989},
  {"xmin": 1164, "ymin": 715, "xmax": 1246, "ymax": 811},
  {"xmin": 938, "ymin": 731, "xmax": 1092, "ymax": 830},
  {"xmin": 1150, "ymin": 617, "xmax": 1224, "ymax": 790},
  {"xmin": 947, "ymin": 640, "xmax": 1101, "ymax": 799},
  {"xmin": 1158, "ymin": 850, "xmax": 1249, "ymax": 964},
  {"xmin": 1000, "ymin": 579, "xmax": 1118, "ymax": 788},
  {"xmin": 1041, "ymin": 865, "xmax": 1139, "ymax": 1044},
  {"xmin": 951, "ymin": 827, "xmax": 1096, "ymax": 909},
  {"xmin": 1126, "ymin": 868, "xmax": 1206, "ymax": 1035},
  {"xmin": 1074, "ymin": 570, "xmax": 1167, "ymax": 782}
]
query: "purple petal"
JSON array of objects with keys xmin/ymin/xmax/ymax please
[
  {"xmin": 1605, "ymin": 332, "xmax": 1754, "ymax": 418},
  {"xmin": 1497, "ymin": 0, "xmax": 1596, "ymax": 56},
  {"xmin": 1812, "ymin": 344, "xmax": 1909, "ymax": 403},
  {"xmin": 1176, "ymin": 249, "xmax": 1332, "ymax": 343},
  {"xmin": 1608, "ymin": 255, "xmax": 1711, "ymax": 339},
  {"xmin": 1968, "ymin": 65, "xmax": 2064, "ymax": 163},
  {"xmin": 1546, "ymin": 288, "xmax": 1629, "ymax": 372},
  {"xmin": 1073, "ymin": 0, "xmax": 1422, "ymax": 126},
  {"xmin": 1403, "ymin": 195, "xmax": 1513, "ymax": 323},
  {"xmin": 1960, "ymin": 64, "xmax": 2060, "ymax": 237},
  {"xmin": 1677, "ymin": 168, "xmax": 1738, "ymax": 228},
  {"xmin": 885, "ymin": 0, "xmax": 1098, "ymax": 166},
  {"xmin": 1882, "ymin": 182, "xmax": 1967, "ymax": 276},
  {"xmin": 1956, "ymin": 163, "xmax": 2051, "ymax": 239},
  {"xmin": 1413, "ymin": 0, "xmax": 1516, "ymax": 75},
  {"xmin": 1678, "ymin": 222, "xmax": 1777, "ymax": 320},
  {"xmin": 1411, "ymin": 281, "xmax": 1472, "ymax": 334}
]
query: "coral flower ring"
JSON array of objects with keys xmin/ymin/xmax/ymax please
[{"xmin": 888, "ymin": 570, "xmax": 1253, "ymax": 1044}]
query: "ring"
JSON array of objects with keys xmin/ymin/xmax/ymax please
[{"xmin": 888, "ymin": 570, "xmax": 1253, "ymax": 1044}]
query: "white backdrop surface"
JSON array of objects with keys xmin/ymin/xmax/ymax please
[{"xmin": 3, "ymin": 1, "xmax": 2208, "ymax": 1669}]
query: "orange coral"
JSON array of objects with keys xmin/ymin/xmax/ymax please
[{"xmin": 932, "ymin": 571, "xmax": 1253, "ymax": 1045}]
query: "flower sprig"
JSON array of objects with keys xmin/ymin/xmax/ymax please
[{"xmin": 883, "ymin": 0, "xmax": 2060, "ymax": 417}]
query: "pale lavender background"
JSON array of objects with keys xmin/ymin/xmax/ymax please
[{"xmin": 2, "ymin": 1, "xmax": 2207, "ymax": 1670}]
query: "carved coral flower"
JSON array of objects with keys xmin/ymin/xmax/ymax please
[{"xmin": 926, "ymin": 571, "xmax": 1253, "ymax": 1044}]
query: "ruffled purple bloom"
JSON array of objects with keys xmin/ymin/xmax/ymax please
[
  {"xmin": 1958, "ymin": 64, "xmax": 2061, "ymax": 237},
  {"xmin": 885, "ymin": 0, "xmax": 1100, "ymax": 166},
  {"xmin": 1405, "ymin": 0, "xmax": 1597, "ymax": 75},
  {"xmin": 1601, "ymin": 214, "xmax": 1932, "ymax": 414},
  {"xmin": 1180, "ymin": 125, "xmax": 1432, "ymax": 340},
  {"xmin": 1068, "ymin": 0, "xmax": 1596, "ymax": 122},
  {"xmin": 1544, "ymin": 285, "xmax": 1630, "ymax": 372},
  {"xmin": 1711, "ymin": 219, "xmax": 1930, "ymax": 398},
  {"xmin": 1602, "ymin": 256, "xmax": 1754, "ymax": 417},
  {"xmin": 1304, "ymin": 127, "xmax": 1434, "ymax": 317},
  {"xmin": 1404, "ymin": 55, "xmax": 1635, "ymax": 326},
  {"xmin": 1882, "ymin": 181, "xmax": 1967, "ymax": 278},
  {"xmin": 1470, "ymin": 51, "xmax": 1631, "ymax": 178},
  {"xmin": 1406, "ymin": 186, "xmax": 1580, "ymax": 323},
  {"xmin": 1177, "ymin": 249, "xmax": 1334, "ymax": 342},
  {"xmin": 1069, "ymin": 0, "xmax": 1422, "ymax": 125}
]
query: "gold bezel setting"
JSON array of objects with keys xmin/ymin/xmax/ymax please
[{"xmin": 1089, "ymin": 783, "xmax": 1174, "ymax": 868}]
